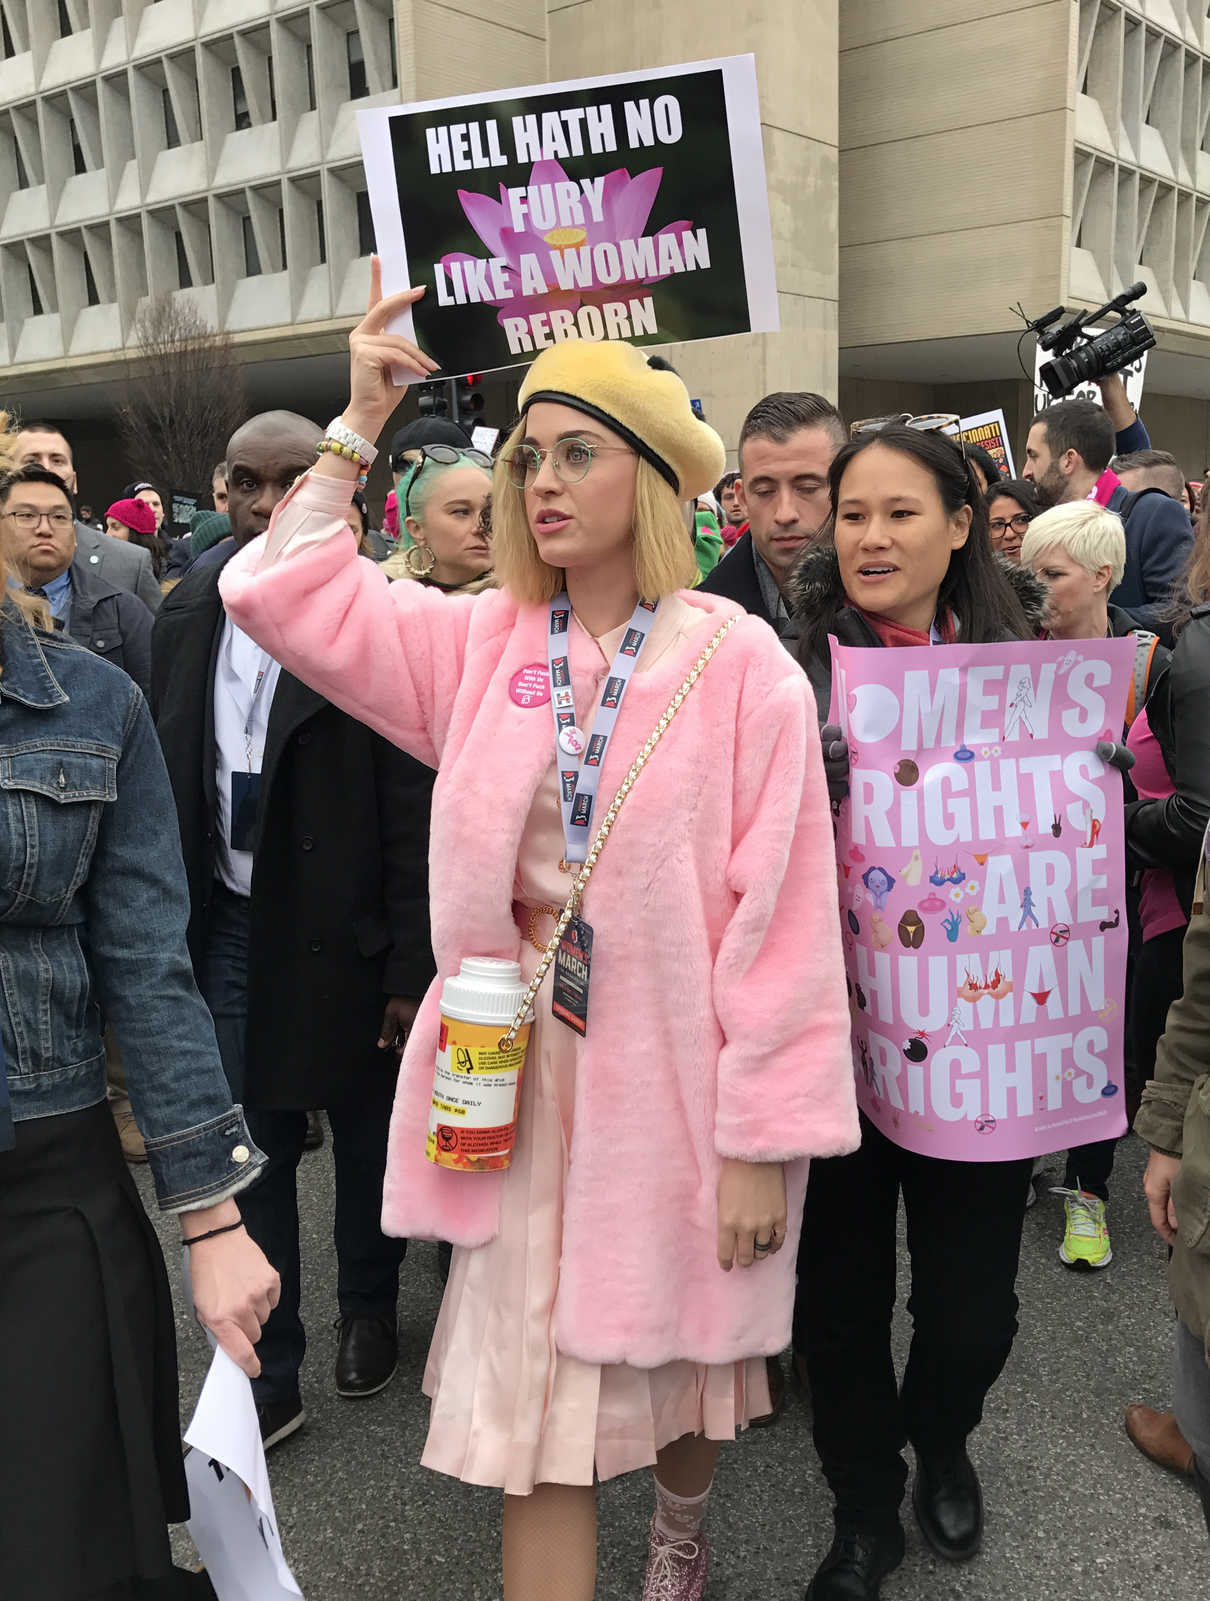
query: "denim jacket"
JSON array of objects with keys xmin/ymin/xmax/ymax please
[{"xmin": 0, "ymin": 605, "xmax": 265, "ymax": 1210}]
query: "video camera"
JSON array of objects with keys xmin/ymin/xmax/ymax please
[{"xmin": 1026, "ymin": 281, "xmax": 1156, "ymax": 400}]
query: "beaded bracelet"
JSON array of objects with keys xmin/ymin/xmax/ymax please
[
  {"xmin": 183, "ymin": 1220, "xmax": 246, "ymax": 1248},
  {"xmin": 316, "ymin": 438, "xmax": 370, "ymax": 469}
]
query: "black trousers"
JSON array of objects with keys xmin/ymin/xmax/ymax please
[
  {"xmin": 796, "ymin": 1115, "xmax": 1032, "ymax": 1526},
  {"xmin": 199, "ymin": 884, "xmax": 405, "ymax": 1405}
]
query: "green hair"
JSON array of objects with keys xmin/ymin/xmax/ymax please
[{"xmin": 399, "ymin": 451, "xmax": 491, "ymax": 551}]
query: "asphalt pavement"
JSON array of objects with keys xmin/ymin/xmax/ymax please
[{"xmin": 143, "ymin": 1130, "xmax": 1207, "ymax": 1600}]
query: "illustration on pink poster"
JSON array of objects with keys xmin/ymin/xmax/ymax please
[{"xmin": 828, "ymin": 635, "xmax": 1137, "ymax": 1161}]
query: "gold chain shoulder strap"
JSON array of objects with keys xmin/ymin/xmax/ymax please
[{"xmin": 498, "ymin": 613, "xmax": 739, "ymax": 1049}]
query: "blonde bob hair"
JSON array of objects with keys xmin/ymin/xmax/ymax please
[
  {"xmin": 0, "ymin": 412, "xmax": 52, "ymax": 630},
  {"xmin": 1019, "ymin": 499, "xmax": 1126, "ymax": 590},
  {"xmin": 488, "ymin": 418, "xmax": 699, "ymax": 605}
]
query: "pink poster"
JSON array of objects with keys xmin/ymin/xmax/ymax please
[{"xmin": 827, "ymin": 636, "xmax": 1137, "ymax": 1161}]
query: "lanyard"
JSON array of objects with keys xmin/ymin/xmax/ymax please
[
  {"xmin": 547, "ymin": 593, "xmax": 658, "ymax": 864},
  {"xmin": 224, "ymin": 626, "xmax": 274, "ymax": 771}
]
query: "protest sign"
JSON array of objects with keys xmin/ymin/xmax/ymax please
[
  {"xmin": 357, "ymin": 56, "xmax": 778, "ymax": 376},
  {"xmin": 828, "ymin": 635, "xmax": 1136, "ymax": 1161},
  {"xmin": 957, "ymin": 409, "xmax": 1016, "ymax": 479},
  {"xmin": 1033, "ymin": 336, "xmax": 1147, "ymax": 417},
  {"xmin": 184, "ymin": 1345, "xmax": 302, "ymax": 1600}
]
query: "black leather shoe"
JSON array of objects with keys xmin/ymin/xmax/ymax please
[
  {"xmin": 256, "ymin": 1393, "xmax": 305, "ymax": 1450},
  {"xmin": 334, "ymin": 1315, "xmax": 398, "ymax": 1398},
  {"xmin": 806, "ymin": 1523, "xmax": 905, "ymax": 1600},
  {"xmin": 913, "ymin": 1447, "xmax": 983, "ymax": 1561}
]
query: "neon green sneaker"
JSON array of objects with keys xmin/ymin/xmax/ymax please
[{"xmin": 1053, "ymin": 1187, "xmax": 1113, "ymax": 1270}]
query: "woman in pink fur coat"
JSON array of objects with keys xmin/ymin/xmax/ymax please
[{"xmin": 219, "ymin": 269, "xmax": 858, "ymax": 1601}]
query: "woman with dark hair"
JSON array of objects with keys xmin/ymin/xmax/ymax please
[
  {"xmin": 985, "ymin": 477, "xmax": 1043, "ymax": 564},
  {"xmin": 791, "ymin": 426, "xmax": 1042, "ymax": 1601},
  {"xmin": 107, "ymin": 494, "xmax": 167, "ymax": 580}
]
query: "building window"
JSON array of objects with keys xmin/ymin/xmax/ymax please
[
  {"xmin": 241, "ymin": 213, "xmax": 260, "ymax": 276},
  {"xmin": 316, "ymin": 197, "xmax": 326, "ymax": 265},
  {"xmin": 57, "ymin": 0, "xmax": 72, "ymax": 37},
  {"xmin": 83, "ymin": 251, "xmax": 100, "ymax": 307},
  {"xmin": 277, "ymin": 207, "xmax": 286, "ymax": 268},
  {"xmin": 28, "ymin": 264, "xmax": 42, "ymax": 316},
  {"xmin": 175, "ymin": 230, "xmax": 192, "ymax": 289},
  {"xmin": 267, "ymin": 57, "xmax": 277, "ymax": 122},
  {"xmin": 163, "ymin": 87, "xmax": 179, "ymax": 149},
  {"xmin": 1, "ymin": 11, "xmax": 15, "ymax": 58},
  {"xmin": 305, "ymin": 43, "xmax": 316, "ymax": 112},
  {"xmin": 232, "ymin": 65, "xmax": 251, "ymax": 132},
  {"xmin": 13, "ymin": 138, "xmax": 27, "ymax": 189},
  {"xmin": 387, "ymin": 15, "xmax": 398, "ymax": 89},
  {"xmin": 347, "ymin": 30, "xmax": 368, "ymax": 100},
  {"xmin": 356, "ymin": 188, "xmax": 374, "ymax": 257},
  {"xmin": 70, "ymin": 119, "xmax": 87, "ymax": 176}
]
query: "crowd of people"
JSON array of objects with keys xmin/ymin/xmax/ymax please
[{"xmin": 2, "ymin": 271, "xmax": 1209, "ymax": 1601}]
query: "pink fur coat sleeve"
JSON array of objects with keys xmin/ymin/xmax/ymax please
[
  {"xmin": 713, "ymin": 656, "xmax": 859, "ymax": 1163},
  {"xmin": 219, "ymin": 469, "xmax": 503, "ymax": 769}
]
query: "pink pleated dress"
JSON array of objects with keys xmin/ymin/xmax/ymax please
[{"xmin": 419, "ymin": 603, "xmax": 770, "ymax": 1494}]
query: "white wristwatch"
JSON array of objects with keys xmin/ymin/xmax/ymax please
[{"xmin": 325, "ymin": 417, "xmax": 378, "ymax": 467}]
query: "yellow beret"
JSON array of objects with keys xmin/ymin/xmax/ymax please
[{"xmin": 518, "ymin": 340, "xmax": 726, "ymax": 500}]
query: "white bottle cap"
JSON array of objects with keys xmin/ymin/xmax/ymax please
[{"xmin": 440, "ymin": 957, "xmax": 533, "ymax": 1025}]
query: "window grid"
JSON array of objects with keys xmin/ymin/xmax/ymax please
[
  {"xmin": 1074, "ymin": 0, "xmax": 1210, "ymax": 326},
  {"xmin": 0, "ymin": 0, "xmax": 400, "ymax": 362}
]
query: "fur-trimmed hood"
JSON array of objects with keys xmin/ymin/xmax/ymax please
[{"xmin": 787, "ymin": 544, "xmax": 1049, "ymax": 635}]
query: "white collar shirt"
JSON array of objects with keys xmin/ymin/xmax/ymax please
[{"xmin": 213, "ymin": 610, "xmax": 282, "ymax": 897}]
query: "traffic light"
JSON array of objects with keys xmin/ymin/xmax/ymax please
[
  {"xmin": 418, "ymin": 380, "xmax": 449, "ymax": 417},
  {"xmin": 456, "ymin": 373, "xmax": 485, "ymax": 419}
]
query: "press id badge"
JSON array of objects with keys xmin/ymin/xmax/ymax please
[
  {"xmin": 230, "ymin": 772, "xmax": 261, "ymax": 853},
  {"xmin": 552, "ymin": 916, "xmax": 593, "ymax": 1036}
]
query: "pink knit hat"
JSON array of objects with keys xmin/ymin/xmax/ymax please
[{"xmin": 106, "ymin": 496, "xmax": 157, "ymax": 536}]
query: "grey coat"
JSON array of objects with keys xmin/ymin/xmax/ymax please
[
  {"xmin": 74, "ymin": 521, "xmax": 161, "ymax": 614},
  {"xmin": 65, "ymin": 554, "xmax": 153, "ymax": 698}
]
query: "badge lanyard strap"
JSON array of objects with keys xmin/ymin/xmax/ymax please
[
  {"xmin": 546, "ymin": 592, "xmax": 659, "ymax": 864},
  {"xmin": 243, "ymin": 668, "xmax": 268, "ymax": 771}
]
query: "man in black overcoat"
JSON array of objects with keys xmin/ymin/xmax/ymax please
[{"xmin": 151, "ymin": 411, "xmax": 435, "ymax": 1448}]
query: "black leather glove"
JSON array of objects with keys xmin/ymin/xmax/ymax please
[
  {"xmin": 820, "ymin": 723, "xmax": 851, "ymax": 803},
  {"xmin": 1095, "ymin": 739, "xmax": 1136, "ymax": 775}
]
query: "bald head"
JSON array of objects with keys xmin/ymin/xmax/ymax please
[{"xmin": 226, "ymin": 410, "xmax": 324, "ymax": 547}]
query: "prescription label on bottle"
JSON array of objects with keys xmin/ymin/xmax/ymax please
[{"xmin": 425, "ymin": 1016, "xmax": 532, "ymax": 1172}]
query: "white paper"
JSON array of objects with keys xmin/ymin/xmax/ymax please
[
  {"xmin": 184, "ymin": 1346, "xmax": 302, "ymax": 1599},
  {"xmin": 1033, "ymin": 332, "xmax": 1147, "ymax": 417},
  {"xmin": 470, "ymin": 425, "xmax": 500, "ymax": 454}
]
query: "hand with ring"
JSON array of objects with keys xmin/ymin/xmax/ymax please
[{"xmin": 716, "ymin": 1157, "xmax": 788, "ymax": 1270}]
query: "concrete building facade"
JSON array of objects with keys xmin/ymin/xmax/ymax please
[{"xmin": 4, "ymin": 0, "xmax": 1210, "ymax": 501}]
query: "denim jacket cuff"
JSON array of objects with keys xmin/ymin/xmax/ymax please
[{"xmin": 144, "ymin": 1105, "xmax": 267, "ymax": 1213}]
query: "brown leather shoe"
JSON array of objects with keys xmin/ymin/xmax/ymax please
[
  {"xmin": 110, "ymin": 1094, "xmax": 147, "ymax": 1163},
  {"xmin": 1124, "ymin": 1405, "xmax": 1194, "ymax": 1475}
]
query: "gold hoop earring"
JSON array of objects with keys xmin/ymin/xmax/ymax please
[{"xmin": 404, "ymin": 541, "xmax": 437, "ymax": 578}]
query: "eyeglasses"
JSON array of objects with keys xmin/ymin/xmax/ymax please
[
  {"xmin": 3, "ymin": 508, "xmax": 73, "ymax": 532},
  {"xmin": 402, "ymin": 444, "xmax": 492, "ymax": 522},
  {"xmin": 988, "ymin": 513, "xmax": 1032, "ymax": 537},
  {"xmin": 850, "ymin": 413, "xmax": 962, "ymax": 439},
  {"xmin": 504, "ymin": 438, "xmax": 634, "ymax": 490}
]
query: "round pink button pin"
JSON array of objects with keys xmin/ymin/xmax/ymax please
[{"xmin": 509, "ymin": 664, "xmax": 551, "ymax": 707}]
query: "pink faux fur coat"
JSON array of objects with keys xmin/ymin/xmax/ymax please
[{"xmin": 220, "ymin": 470, "xmax": 858, "ymax": 1367}]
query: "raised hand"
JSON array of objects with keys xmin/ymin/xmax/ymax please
[{"xmin": 343, "ymin": 256, "xmax": 441, "ymax": 443}]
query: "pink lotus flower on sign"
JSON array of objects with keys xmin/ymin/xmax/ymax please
[{"xmin": 440, "ymin": 158, "xmax": 695, "ymax": 326}]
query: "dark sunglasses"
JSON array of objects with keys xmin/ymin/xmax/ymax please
[{"xmin": 403, "ymin": 445, "xmax": 492, "ymax": 521}]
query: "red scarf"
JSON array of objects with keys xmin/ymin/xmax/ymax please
[{"xmin": 850, "ymin": 604, "xmax": 956, "ymax": 649}]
